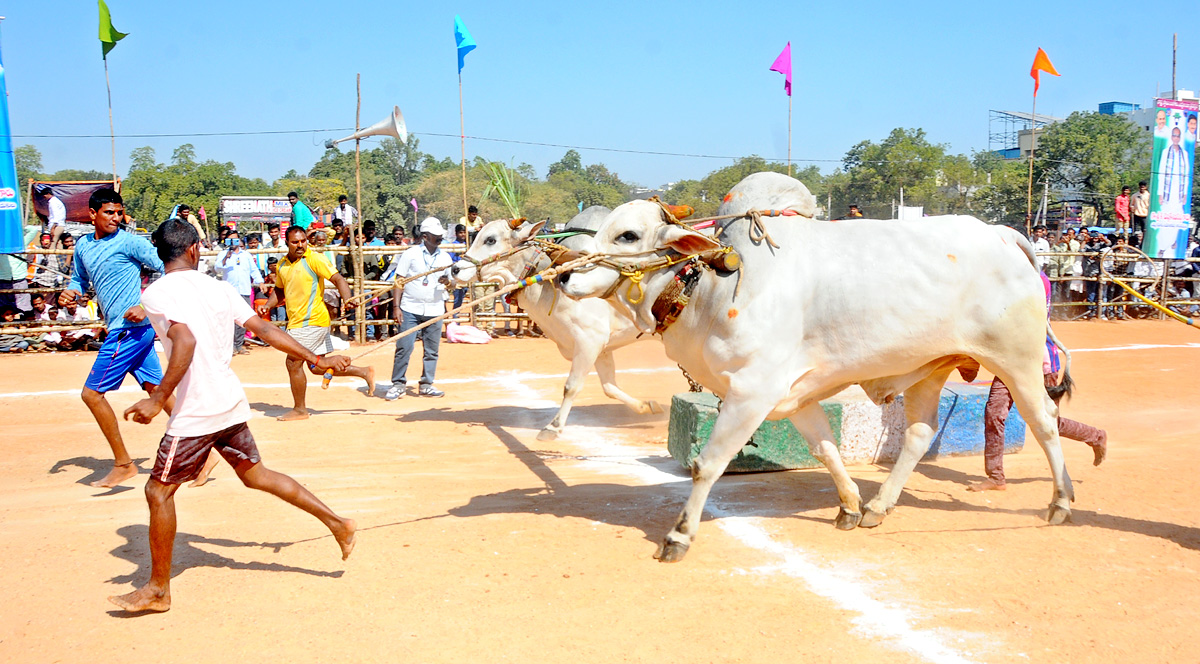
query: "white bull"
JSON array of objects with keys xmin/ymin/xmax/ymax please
[
  {"xmin": 558, "ymin": 172, "xmax": 1073, "ymax": 562},
  {"xmin": 451, "ymin": 208, "xmax": 662, "ymax": 441}
]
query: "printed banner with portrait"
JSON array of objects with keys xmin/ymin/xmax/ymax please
[{"xmin": 1144, "ymin": 98, "xmax": 1199, "ymax": 259}]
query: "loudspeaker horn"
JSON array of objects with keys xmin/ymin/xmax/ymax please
[{"xmin": 324, "ymin": 106, "xmax": 407, "ymax": 149}]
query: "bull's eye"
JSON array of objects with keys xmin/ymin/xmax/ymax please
[
  {"xmin": 617, "ymin": 231, "xmax": 639, "ymax": 243},
  {"xmin": 485, "ymin": 236, "xmax": 496, "ymax": 246}
]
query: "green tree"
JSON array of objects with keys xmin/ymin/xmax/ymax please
[
  {"xmin": 122, "ymin": 144, "xmax": 272, "ymax": 232},
  {"xmin": 1034, "ymin": 111, "xmax": 1152, "ymax": 221},
  {"xmin": 14, "ymin": 144, "xmax": 43, "ymax": 190},
  {"xmin": 842, "ymin": 128, "xmax": 947, "ymax": 218}
]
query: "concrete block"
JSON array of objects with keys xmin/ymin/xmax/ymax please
[
  {"xmin": 667, "ymin": 383, "xmax": 1026, "ymax": 473},
  {"xmin": 667, "ymin": 392, "xmax": 841, "ymax": 472}
]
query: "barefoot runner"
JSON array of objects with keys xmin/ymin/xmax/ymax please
[
  {"xmin": 260, "ymin": 225, "xmax": 375, "ymax": 420},
  {"xmin": 109, "ymin": 219, "xmax": 356, "ymax": 613},
  {"xmin": 60, "ymin": 188, "xmax": 175, "ymax": 488}
]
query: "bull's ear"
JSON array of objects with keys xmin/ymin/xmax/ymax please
[
  {"xmin": 514, "ymin": 219, "xmax": 547, "ymax": 242},
  {"xmin": 656, "ymin": 224, "xmax": 722, "ymax": 256}
]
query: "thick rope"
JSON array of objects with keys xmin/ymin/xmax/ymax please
[
  {"xmin": 1099, "ymin": 245, "xmax": 1198, "ymax": 328},
  {"xmin": 344, "ymin": 252, "xmax": 606, "ymax": 362}
]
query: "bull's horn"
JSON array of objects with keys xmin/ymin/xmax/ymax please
[{"xmin": 507, "ymin": 217, "xmax": 527, "ymax": 229}]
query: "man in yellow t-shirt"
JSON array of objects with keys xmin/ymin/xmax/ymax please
[{"xmin": 259, "ymin": 226, "xmax": 375, "ymax": 420}]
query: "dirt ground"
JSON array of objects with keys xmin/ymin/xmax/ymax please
[{"xmin": 1, "ymin": 319, "xmax": 1198, "ymax": 663}]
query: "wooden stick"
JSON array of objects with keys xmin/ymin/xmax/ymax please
[
  {"xmin": 354, "ymin": 73, "xmax": 365, "ymax": 344},
  {"xmin": 1026, "ymin": 92, "xmax": 1037, "ymax": 236}
]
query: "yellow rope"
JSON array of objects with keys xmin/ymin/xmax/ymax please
[{"xmin": 1098, "ymin": 245, "xmax": 1197, "ymax": 328}]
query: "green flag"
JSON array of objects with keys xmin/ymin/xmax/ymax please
[{"xmin": 98, "ymin": 0, "xmax": 127, "ymax": 59}]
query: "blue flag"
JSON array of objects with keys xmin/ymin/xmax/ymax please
[
  {"xmin": 0, "ymin": 36, "xmax": 23, "ymax": 254},
  {"xmin": 578, "ymin": 201, "xmax": 584, "ymax": 212},
  {"xmin": 454, "ymin": 15, "xmax": 476, "ymax": 74}
]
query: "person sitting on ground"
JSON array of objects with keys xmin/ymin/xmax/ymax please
[
  {"xmin": 0, "ymin": 305, "xmax": 32, "ymax": 352},
  {"xmin": 59, "ymin": 291, "xmax": 99, "ymax": 350},
  {"xmin": 259, "ymin": 225, "xmax": 375, "ymax": 420},
  {"xmin": 107, "ymin": 218, "xmax": 356, "ymax": 614}
]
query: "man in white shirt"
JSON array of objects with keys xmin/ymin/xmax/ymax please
[
  {"xmin": 385, "ymin": 217, "xmax": 454, "ymax": 400},
  {"xmin": 109, "ymin": 218, "xmax": 355, "ymax": 614},
  {"xmin": 332, "ymin": 194, "xmax": 358, "ymax": 229},
  {"xmin": 41, "ymin": 185, "xmax": 68, "ymax": 249},
  {"xmin": 214, "ymin": 229, "xmax": 264, "ymax": 355},
  {"xmin": 1031, "ymin": 225, "xmax": 1051, "ymax": 271}
]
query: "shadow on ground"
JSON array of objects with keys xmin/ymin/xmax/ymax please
[
  {"xmin": 107, "ymin": 523, "xmax": 344, "ymax": 590},
  {"xmin": 451, "ymin": 425, "xmax": 1200, "ymax": 553},
  {"xmin": 50, "ymin": 456, "xmax": 150, "ymax": 486},
  {"xmin": 249, "ymin": 401, "xmax": 368, "ymax": 418},
  {"xmin": 396, "ymin": 402, "xmax": 666, "ymax": 432}
]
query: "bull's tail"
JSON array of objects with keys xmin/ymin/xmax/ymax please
[{"xmin": 1044, "ymin": 323, "xmax": 1074, "ymax": 402}]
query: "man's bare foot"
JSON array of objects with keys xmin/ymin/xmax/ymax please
[
  {"xmin": 90, "ymin": 461, "xmax": 137, "ymax": 488},
  {"xmin": 334, "ymin": 518, "xmax": 357, "ymax": 560},
  {"xmin": 363, "ymin": 367, "xmax": 376, "ymax": 397},
  {"xmin": 108, "ymin": 585, "xmax": 171, "ymax": 613},
  {"xmin": 967, "ymin": 478, "xmax": 1007, "ymax": 492},
  {"xmin": 277, "ymin": 408, "xmax": 310, "ymax": 422}
]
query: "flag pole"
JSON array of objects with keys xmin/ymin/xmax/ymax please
[
  {"xmin": 1025, "ymin": 91, "xmax": 1037, "ymax": 236},
  {"xmin": 353, "ymin": 73, "xmax": 365, "ymax": 344},
  {"xmin": 787, "ymin": 92, "xmax": 792, "ymax": 177},
  {"xmin": 103, "ymin": 57, "xmax": 117, "ymax": 188},
  {"xmin": 458, "ymin": 72, "xmax": 468, "ymax": 229},
  {"xmin": 458, "ymin": 70, "xmax": 476, "ymax": 327}
]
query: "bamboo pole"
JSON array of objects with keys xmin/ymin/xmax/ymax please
[
  {"xmin": 1025, "ymin": 93, "xmax": 1037, "ymax": 236},
  {"xmin": 787, "ymin": 92, "xmax": 792, "ymax": 177},
  {"xmin": 103, "ymin": 58, "xmax": 117, "ymax": 188},
  {"xmin": 353, "ymin": 73, "xmax": 365, "ymax": 344},
  {"xmin": 458, "ymin": 71, "xmax": 476, "ymax": 328}
]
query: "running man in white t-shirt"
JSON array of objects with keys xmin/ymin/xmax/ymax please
[{"xmin": 108, "ymin": 219, "xmax": 356, "ymax": 614}]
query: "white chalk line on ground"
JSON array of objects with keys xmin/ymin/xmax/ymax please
[{"xmin": 527, "ymin": 390, "xmax": 985, "ymax": 664}]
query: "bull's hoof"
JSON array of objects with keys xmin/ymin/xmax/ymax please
[
  {"xmin": 645, "ymin": 400, "xmax": 664, "ymax": 415},
  {"xmin": 536, "ymin": 427, "xmax": 560, "ymax": 442},
  {"xmin": 858, "ymin": 510, "xmax": 888, "ymax": 529},
  {"xmin": 1045, "ymin": 504, "xmax": 1073, "ymax": 525},
  {"xmin": 654, "ymin": 538, "xmax": 690, "ymax": 563},
  {"xmin": 835, "ymin": 507, "xmax": 862, "ymax": 530}
]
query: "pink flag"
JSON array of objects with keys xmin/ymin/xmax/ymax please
[
  {"xmin": 769, "ymin": 42, "xmax": 792, "ymax": 96},
  {"xmin": 410, "ymin": 197, "xmax": 418, "ymax": 210},
  {"xmin": 198, "ymin": 206, "xmax": 207, "ymax": 221}
]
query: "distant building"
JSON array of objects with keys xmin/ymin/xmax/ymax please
[
  {"xmin": 989, "ymin": 110, "xmax": 1062, "ymax": 160},
  {"xmin": 1122, "ymin": 89, "xmax": 1198, "ymax": 132},
  {"xmin": 1098, "ymin": 101, "xmax": 1140, "ymax": 115}
]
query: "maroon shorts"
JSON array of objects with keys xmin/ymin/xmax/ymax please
[{"xmin": 152, "ymin": 422, "xmax": 261, "ymax": 484}]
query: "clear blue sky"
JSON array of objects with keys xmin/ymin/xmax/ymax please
[{"xmin": 2, "ymin": 0, "xmax": 1194, "ymax": 188}]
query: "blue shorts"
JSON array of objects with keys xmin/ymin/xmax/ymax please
[{"xmin": 84, "ymin": 325, "xmax": 164, "ymax": 393}]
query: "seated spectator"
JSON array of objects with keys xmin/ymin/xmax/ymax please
[
  {"xmin": 0, "ymin": 305, "xmax": 31, "ymax": 352},
  {"xmin": 57, "ymin": 233, "xmax": 75, "ymax": 282},
  {"xmin": 59, "ymin": 292, "xmax": 99, "ymax": 350},
  {"xmin": 29, "ymin": 232, "xmax": 59, "ymax": 289},
  {"xmin": 26, "ymin": 292, "xmax": 48, "ymax": 321}
]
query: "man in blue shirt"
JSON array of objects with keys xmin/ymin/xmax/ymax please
[
  {"xmin": 214, "ymin": 229, "xmax": 263, "ymax": 355},
  {"xmin": 288, "ymin": 191, "xmax": 314, "ymax": 231},
  {"xmin": 61, "ymin": 189, "xmax": 175, "ymax": 489}
]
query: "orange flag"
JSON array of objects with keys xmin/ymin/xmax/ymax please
[{"xmin": 1030, "ymin": 47, "xmax": 1059, "ymax": 96}]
